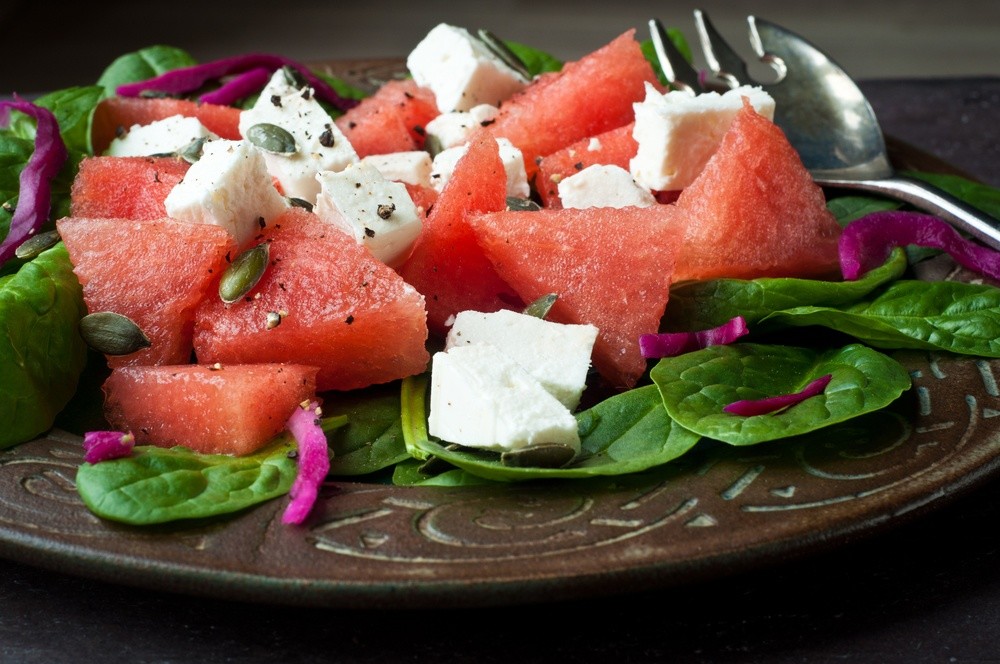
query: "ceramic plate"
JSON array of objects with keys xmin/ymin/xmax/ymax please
[{"xmin": 1, "ymin": 61, "xmax": 998, "ymax": 609}]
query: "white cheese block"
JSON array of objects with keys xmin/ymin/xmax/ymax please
[
  {"xmin": 445, "ymin": 309, "xmax": 598, "ymax": 410},
  {"xmin": 428, "ymin": 343, "xmax": 581, "ymax": 454},
  {"xmin": 105, "ymin": 115, "xmax": 217, "ymax": 157},
  {"xmin": 358, "ymin": 151, "xmax": 433, "ymax": 188},
  {"xmin": 163, "ymin": 139, "xmax": 289, "ymax": 247},
  {"xmin": 314, "ymin": 162, "xmax": 422, "ymax": 266},
  {"xmin": 239, "ymin": 69, "xmax": 358, "ymax": 203},
  {"xmin": 558, "ymin": 164, "xmax": 656, "ymax": 210},
  {"xmin": 406, "ymin": 23, "xmax": 529, "ymax": 112},
  {"xmin": 423, "ymin": 103, "xmax": 499, "ymax": 154},
  {"xmin": 629, "ymin": 82, "xmax": 775, "ymax": 192},
  {"xmin": 429, "ymin": 137, "xmax": 529, "ymax": 198}
]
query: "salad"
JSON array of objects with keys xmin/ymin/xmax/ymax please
[{"xmin": 2, "ymin": 23, "xmax": 1000, "ymax": 530}]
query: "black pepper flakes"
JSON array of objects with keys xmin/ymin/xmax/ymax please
[
  {"xmin": 270, "ymin": 94, "xmax": 282, "ymax": 107},
  {"xmin": 480, "ymin": 119, "xmax": 496, "ymax": 127},
  {"xmin": 413, "ymin": 125, "xmax": 425, "ymax": 136},
  {"xmin": 301, "ymin": 88, "xmax": 312, "ymax": 100},
  {"xmin": 364, "ymin": 227, "xmax": 376, "ymax": 238},
  {"xmin": 345, "ymin": 315, "xmax": 355, "ymax": 324},
  {"xmin": 319, "ymin": 125, "xmax": 335, "ymax": 148},
  {"xmin": 258, "ymin": 216, "xmax": 266, "ymax": 229},
  {"xmin": 377, "ymin": 203, "xmax": 395, "ymax": 220},
  {"xmin": 574, "ymin": 162, "xmax": 584, "ymax": 171}
]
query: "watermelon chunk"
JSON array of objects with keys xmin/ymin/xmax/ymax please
[
  {"xmin": 70, "ymin": 156, "xmax": 189, "ymax": 220},
  {"xmin": 103, "ymin": 363, "xmax": 318, "ymax": 456},
  {"xmin": 56, "ymin": 216, "xmax": 237, "ymax": 368},
  {"xmin": 487, "ymin": 30, "xmax": 658, "ymax": 178},
  {"xmin": 395, "ymin": 130, "xmax": 522, "ymax": 336},
  {"xmin": 334, "ymin": 79, "xmax": 439, "ymax": 158},
  {"xmin": 193, "ymin": 208, "xmax": 429, "ymax": 392},
  {"xmin": 535, "ymin": 122, "xmax": 638, "ymax": 207},
  {"xmin": 470, "ymin": 204, "xmax": 682, "ymax": 388},
  {"xmin": 673, "ymin": 101, "xmax": 843, "ymax": 281},
  {"xmin": 91, "ymin": 96, "xmax": 241, "ymax": 155}
]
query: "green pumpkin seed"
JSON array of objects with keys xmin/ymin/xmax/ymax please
[
  {"xmin": 246, "ymin": 123, "xmax": 297, "ymax": 155},
  {"xmin": 505, "ymin": 196, "xmax": 541, "ymax": 212},
  {"xmin": 500, "ymin": 443, "xmax": 576, "ymax": 468},
  {"xmin": 288, "ymin": 196, "xmax": 313, "ymax": 212},
  {"xmin": 80, "ymin": 311, "xmax": 151, "ymax": 356},
  {"xmin": 476, "ymin": 29, "xmax": 531, "ymax": 80},
  {"xmin": 219, "ymin": 243, "xmax": 270, "ymax": 304},
  {"xmin": 281, "ymin": 65, "xmax": 307, "ymax": 89},
  {"xmin": 522, "ymin": 293, "xmax": 558, "ymax": 319},
  {"xmin": 14, "ymin": 230, "xmax": 60, "ymax": 260}
]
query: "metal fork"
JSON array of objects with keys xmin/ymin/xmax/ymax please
[{"xmin": 649, "ymin": 11, "xmax": 1000, "ymax": 251}]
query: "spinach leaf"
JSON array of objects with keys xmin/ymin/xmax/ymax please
[
  {"xmin": 76, "ymin": 438, "xmax": 299, "ymax": 525},
  {"xmin": 96, "ymin": 45, "xmax": 198, "ymax": 98},
  {"xmin": 650, "ymin": 343, "xmax": 910, "ymax": 446},
  {"xmin": 827, "ymin": 195, "xmax": 901, "ymax": 225},
  {"xmin": 761, "ymin": 279, "xmax": 1000, "ymax": 356},
  {"xmin": 906, "ymin": 171, "xmax": 1000, "ymax": 219},
  {"xmin": 7, "ymin": 86, "xmax": 104, "ymax": 158},
  {"xmin": 0, "ymin": 243, "xmax": 87, "ymax": 448},
  {"xmin": 391, "ymin": 458, "xmax": 496, "ymax": 486},
  {"xmin": 400, "ymin": 376, "xmax": 700, "ymax": 482},
  {"xmin": 505, "ymin": 41, "xmax": 563, "ymax": 76},
  {"xmin": 664, "ymin": 248, "xmax": 908, "ymax": 331},
  {"xmin": 324, "ymin": 384, "xmax": 409, "ymax": 476}
]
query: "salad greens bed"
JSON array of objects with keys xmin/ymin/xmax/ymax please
[{"xmin": 3, "ymin": 36, "xmax": 1000, "ymax": 527}]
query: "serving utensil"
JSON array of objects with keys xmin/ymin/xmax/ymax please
[{"xmin": 649, "ymin": 11, "xmax": 1000, "ymax": 250}]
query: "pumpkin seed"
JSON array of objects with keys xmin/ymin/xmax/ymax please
[
  {"xmin": 281, "ymin": 65, "xmax": 307, "ymax": 89},
  {"xmin": 501, "ymin": 443, "xmax": 576, "ymax": 468},
  {"xmin": 80, "ymin": 311, "xmax": 151, "ymax": 356},
  {"xmin": 14, "ymin": 230, "xmax": 60, "ymax": 260},
  {"xmin": 476, "ymin": 29, "xmax": 531, "ymax": 80},
  {"xmin": 522, "ymin": 293, "xmax": 558, "ymax": 319},
  {"xmin": 288, "ymin": 196, "xmax": 313, "ymax": 212},
  {"xmin": 246, "ymin": 123, "xmax": 297, "ymax": 155},
  {"xmin": 505, "ymin": 196, "xmax": 541, "ymax": 212},
  {"xmin": 219, "ymin": 243, "xmax": 270, "ymax": 304}
]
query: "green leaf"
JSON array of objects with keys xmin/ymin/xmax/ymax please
[
  {"xmin": 96, "ymin": 45, "xmax": 198, "ymax": 98},
  {"xmin": 400, "ymin": 375, "xmax": 700, "ymax": 482},
  {"xmin": 391, "ymin": 458, "xmax": 496, "ymax": 486},
  {"xmin": 75, "ymin": 437, "xmax": 299, "ymax": 525},
  {"xmin": 504, "ymin": 41, "xmax": 563, "ymax": 76},
  {"xmin": 761, "ymin": 279, "xmax": 1000, "ymax": 356},
  {"xmin": 324, "ymin": 384, "xmax": 409, "ymax": 476},
  {"xmin": 906, "ymin": 170, "xmax": 1000, "ymax": 219},
  {"xmin": 827, "ymin": 195, "xmax": 902, "ymax": 225},
  {"xmin": 0, "ymin": 243, "xmax": 88, "ymax": 448},
  {"xmin": 650, "ymin": 343, "xmax": 911, "ymax": 446},
  {"xmin": 9, "ymin": 86, "xmax": 104, "ymax": 157},
  {"xmin": 664, "ymin": 248, "xmax": 908, "ymax": 331}
]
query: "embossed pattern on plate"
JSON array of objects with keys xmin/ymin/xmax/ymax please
[{"xmin": 1, "ymin": 61, "xmax": 998, "ymax": 609}]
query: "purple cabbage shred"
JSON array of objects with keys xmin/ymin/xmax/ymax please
[
  {"xmin": 282, "ymin": 400, "xmax": 329, "ymax": 525},
  {"xmin": 639, "ymin": 316, "xmax": 749, "ymax": 359},
  {"xmin": 83, "ymin": 430, "xmax": 135, "ymax": 463},
  {"xmin": 723, "ymin": 374, "xmax": 833, "ymax": 417},
  {"xmin": 0, "ymin": 98, "xmax": 68, "ymax": 265}
]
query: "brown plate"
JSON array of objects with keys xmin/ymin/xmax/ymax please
[{"xmin": 1, "ymin": 61, "xmax": 998, "ymax": 610}]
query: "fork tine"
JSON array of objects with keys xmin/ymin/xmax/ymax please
[
  {"xmin": 693, "ymin": 9, "xmax": 750, "ymax": 88},
  {"xmin": 647, "ymin": 18, "xmax": 701, "ymax": 94}
]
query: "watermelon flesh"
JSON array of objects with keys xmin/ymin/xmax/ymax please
[
  {"xmin": 469, "ymin": 204, "xmax": 682, "ymax": 388},
  {"xmin": 535, "ymin": 122, "xmax": 637, "ymax": 207},
  {"xmin": 103, "ymin": 363, "xmax": 318, "ymax": 456},
  {"xmin": 91, "ymin": 96, "xmax": 241, "ymax": 155},
  {"xmin": 70, "ymin": 156, "xmax": 189, "ymax": 220},
  {"xmin": 193, "ymin": 208, "xmax": 430, "ymax": 392},
  {"xmin": 56, "ymin": 216, "xmax": 237, "ymax": 368},
  {"xmin": 334, "ymin": 79, "xmax": 439, "ymax": 158}
]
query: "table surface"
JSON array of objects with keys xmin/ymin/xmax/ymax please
[{"xmin": 1, "ymin": 75, "xmax": 998, "ymax": 664}]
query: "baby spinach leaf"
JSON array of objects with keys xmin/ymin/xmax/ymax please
[
  {"xmin": 76, "ymin": 438, "xmax": 299, "ymax": 525},
  {"xmin": 761, "ymin": 279, "xmax": 1000, "ymax": 356},
  {"xmin": 505, "ymin": 41, "xmax": 563, "ymax": 76},
  {"xmin": 664, "ymin": 248, "xmax": 908, "ymax": 331},
  {"xmin": 96, "ymin": 45, "xmax": 198, "ymax": 98},
  {"xmin": 391, "ymin": 458, "xmax": 497, "ymax": 487},
  {"xmin": 0, "ymin": 243, "xmax": 88, "ymax": 448},
  {"xmin": 827, "ymin": 195, "xmax": 901, "ymax": 225},
  {"xmin": 400, "ymin": 376, "xmax": 700, "ymax": 482},
  {"xmin": 906, "ymin": 171, "xmax": 1000, "ymax": 219},
  {"xmin": 649, "ymin": 343, "xmax": 910, "ymax": 446},
  {"xmin": 324, "ymin": 384, "xmax": 409, "ymax": 476}
]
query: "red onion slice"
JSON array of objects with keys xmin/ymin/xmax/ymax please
[
  {"xmin": 723, "ymin": 374, "xmax": 833, "ymax": 417},
  {"xmin": 640, "ymin": 316, "xmax": 749, "ymax": 359},
  {"xmin": 281, "ymin": 401, "xmax": 330, "ymax": 525},
  {"xmin": 82, "ymin": 430, "xmax": 135, "ymax": 463}
]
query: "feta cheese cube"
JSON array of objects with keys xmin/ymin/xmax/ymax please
[
  {"xmin": 164, "ymin": 139, "xmax": 289, "ymax": 247},
  {"xmin": 429, "ymin": 343, "xmax": 581, "ymax": 454},
  {"xmin": 105, "ymin": 114, "xmax": 217, "ymax": 157},
  {"xmin": 423, "ymin": 103, "xmax": 499, "ymax": 154},
  {"xmin": 239, "ymin": 69, "xmax": 358, "ymax": 203},
  {"xmin": 358, "ymin": 151, "xmax": 433, "ymax": 188},
  {"xmin": 445, "ymin": 309, "xmax": 597, "ymax": 409},
  {"xmin": 430, "ymin": 137, "xmax": 529, "ymax": 198},
  {"xmin": 629, "ymin": 82, "xmax": 775, "ymax": 192},
  {"xmin": 314, "ymin": 162, "xmax": 422, "ymax": 266},
  {"xmin": 558, "ymin": 164, "xmax": 656, "ymax": 210},
  {"xmin": 406, "ymin": 23, "xmax": 529, "ymax": 112}
]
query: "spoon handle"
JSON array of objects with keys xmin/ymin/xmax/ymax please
[{"xmin": 814, "ymin": 174, "xmax": 1000, "ymax": 251}]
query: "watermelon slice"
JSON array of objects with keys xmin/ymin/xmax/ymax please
[
  {"xmin": 193, "ymin": 208, "xmax": 430, "ymax": 392},
  {"xmin": 535, "ymin": 122, "xmax": 638, "ymax": 207},
  {"xmin": 673, "ymin": 101, "xmax": 843, "ymax": 281},
  {"xmin": 486, "ymin": 30, "xmax": 658, "ymax": 178},
  {"xmin": 103, "ymin": 363, "xmax": 318, "ymax": 456},
  {"xmin": 469, "ymin": 204, "xmax": 682, "ymax": 388},
  {"xmin": 70, "ymin": 156, "xmax": 190, "ymax": 220},
  {"xmin": 334, "ymin": 79, "xmax": 439, "ymax": 158},
  {"xmin": 395, "ymin": 130, "xmax": 522, "ymax": 336},
  {"xmin": 56, "ymin": 216, "xmax": 237, "ymax": 368}
]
